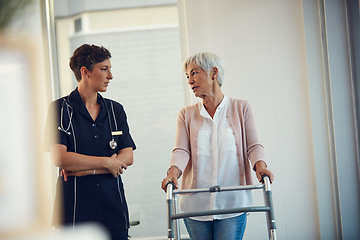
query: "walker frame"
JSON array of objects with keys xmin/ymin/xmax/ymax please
[{"xmin": 165, "ymin": 175, "xmax": 276, "ymax": 240}]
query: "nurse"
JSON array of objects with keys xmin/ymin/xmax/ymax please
[{"xmin": 44, "ymin": 44, "xmax": 136, "ymax": 240}]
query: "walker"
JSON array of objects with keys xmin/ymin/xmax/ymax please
[{"xmin": 165, "ymin": 175, "xmax": 276, "ymax": 240}]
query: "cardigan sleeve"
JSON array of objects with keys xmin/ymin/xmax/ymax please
[
  {"xmin": 170, "ymin": 107, "xmax": 191, "ymax": 172},
  {"xmin": 243, "ymin": 101, "xmax": 266, "ymax": 169}
]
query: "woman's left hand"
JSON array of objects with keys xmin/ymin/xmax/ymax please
[{"xmin": 255, "ymin": 161, "xmax": 274, "ymax": 183}]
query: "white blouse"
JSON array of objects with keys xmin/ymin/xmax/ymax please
[{"xmin": 179, "ymin": 96, "xmax": 253, "ymax": 221}]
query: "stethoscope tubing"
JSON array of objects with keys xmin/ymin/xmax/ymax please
[
  {"xmin": 58, "ymin": 96, "xmax": 118, "ymax": 148},
  {"xmin": 58, "ymin": 95, "xmax": 120, "ymax": 227}
]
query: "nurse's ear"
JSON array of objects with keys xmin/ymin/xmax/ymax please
[{"xmin": 80, "ymin": 66, "xmax": 90, "ymax": 79}]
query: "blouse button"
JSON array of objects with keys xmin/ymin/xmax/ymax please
[
  {"xmin": 92, "ymin": 123, "xmax": 96, "ymax": 127},
  {"xmin": 94, "ymin": 135, "xmax": 98, "ymax": 139}
]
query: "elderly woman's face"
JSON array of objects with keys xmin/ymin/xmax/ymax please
[{"xmin": 185, "ymin": 62, "xmax": 213, "ymax": 98}]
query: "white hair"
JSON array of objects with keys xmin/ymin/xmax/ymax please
[{"xmin": 183, "ymin": 52, "xmax": 225, "ymax": 87}]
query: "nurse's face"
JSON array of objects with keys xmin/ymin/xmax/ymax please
[{"xmin": 87, "ymin": 58, "xmax": 113, "ymax": 92}]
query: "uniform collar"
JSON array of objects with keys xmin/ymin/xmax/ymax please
[{"xmin": 68, "ymin": 87, "xmax": 107, "ymax": 122}]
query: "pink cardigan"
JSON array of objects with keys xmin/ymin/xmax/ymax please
[{"xmin": 170, "ymin": 98, "xmax": 265, "ymax": 189}]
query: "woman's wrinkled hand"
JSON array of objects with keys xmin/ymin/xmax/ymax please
[
  {"xmin": 161, "ymin": 166, "xmax": 181, "ymax": 192},
  {"xmin": 255, "ymin": 161, "xmax": 274, "ymax": 183}
]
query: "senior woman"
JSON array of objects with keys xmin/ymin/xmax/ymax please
[{"xmin": 161, "ymin": 52, "xmax": 274, "ymax": 240}]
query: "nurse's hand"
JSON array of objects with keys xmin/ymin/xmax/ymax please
[
  {"xmin": 104, "ymin": 153, "xmax": 127, "ymax": 178},
  {"xmin": 61, "ymin": 169, "xmax": 69, "ymax": 181},
  {"xmin": 61, "ymin": 169, "xmax": 94, "ymax": 181}
]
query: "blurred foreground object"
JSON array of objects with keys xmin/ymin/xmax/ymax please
[
  {"xmin": 0, "ymin": 0, "xmax": 56, "ymax": 239},
  {"xmin": 0, "ymin": 0, "xmax": 34, "ymax": 31}
]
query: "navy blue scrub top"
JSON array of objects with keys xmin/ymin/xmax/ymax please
[{"xmin": 44, "ymin": 88, "xmax": 136, "ymax": 230}]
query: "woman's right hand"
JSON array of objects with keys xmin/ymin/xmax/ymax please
[
  {"xmin": 161, "ymin": 166, "xmax": 181, "ymax": 192},
  {"xmin": 61, "ymin": 169, "xmax": 93, "ymax": 181},
  {"xmin": 104, "ymin": 153, "xmax": 127, "ymax": 178}
]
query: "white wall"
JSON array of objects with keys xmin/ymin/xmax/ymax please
[{"xmin": 177, "ymin": 0, "xmax": 359, "ymax": 239}]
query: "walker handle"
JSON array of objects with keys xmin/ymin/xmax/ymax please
[
  {"xmin": 260, "ymin": 174, "xmax": 271, "ymax": 184},
  {"xmin": 166, "ymin": 181, "xmax": 176, "ymax": 191}
]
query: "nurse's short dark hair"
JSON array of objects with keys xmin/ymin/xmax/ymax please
[{"xmin": 69, "ymin": 44, "xmax": 111, "ymax": 81}]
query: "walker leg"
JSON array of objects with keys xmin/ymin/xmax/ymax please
[
  {"xmin": 166, "ymin": 183, "xmax": 175, "ymax": 240},
  {"xmin": 270, "ymin": 229, "xmax": 277, "ymax": 240},
  {"xmin": 263, "ymin": 176, "xmax": 277, "ymax": 240},
  {"xmin": 174, "ymin": 197, "xmax": 181, "ymax": 240}
]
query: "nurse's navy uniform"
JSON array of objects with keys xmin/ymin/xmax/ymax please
[{"xmin": 45, "ymin": 88, "xmax": 136, "ymax": 239}]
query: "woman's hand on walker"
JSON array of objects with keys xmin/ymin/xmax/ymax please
[
  {"xmin": 161, "ymin": 166, "xmax": 181, "ymax": 192},
  {"xmin": 255, "ymin": 161, "xmax": 274, "ymax": 183}
]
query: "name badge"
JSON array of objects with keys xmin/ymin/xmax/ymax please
[{"xmin": 112, "ymin": 131, "xmax": 123, "ymax": 136}]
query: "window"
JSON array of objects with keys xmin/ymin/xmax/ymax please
[
  {"xmin": 74, "ymin": 17, "xmax": 82, "ymax": 32},
  {"xmin": 346, "ymin": 0, "xmax": 360, "ymax": 161}
]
